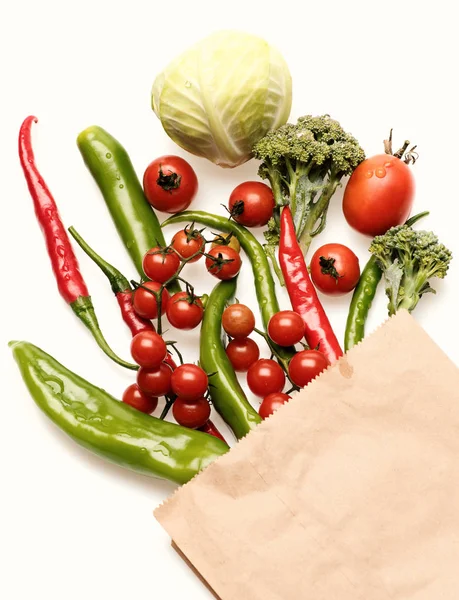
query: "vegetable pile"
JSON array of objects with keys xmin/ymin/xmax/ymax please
[{"xmin": 13, "ymin": 31, "xmax": 452, "ymax": 487}]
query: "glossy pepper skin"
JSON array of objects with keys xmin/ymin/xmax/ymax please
[
  {"xmin": 77, "ymin": 126, "xmax": 180, "ymax": 293},
  {"xmin": 344, "ymin": 256, "xmax": 381, "ymax": 351},
  {"xmin": 163, "ymin": 211, "xmax": 293, "ymax": 361},
  {"xmin": 344, "ymin": 211, "xmax": 428, "ymax": 351},
  {"xmin": 10, "ymin": 341, "xmax": 228, "ymax": 485},
  {"xmin": 18, "ymin": 116, "xmax": 136, "ymax": 371},
  {"xmin": 69, "ymin": 227, "xmax": 154, "ymax": 337},
  {"xmin": 200, "ymin": 279, "xmax": 262, "ymax": 439},
  {"xmin": 198, "ymin": 420, "xmax": 228, "ymax": 444},
  {"xmin": 279, "ymin": 207, "xmax": 343, "ymax": 364}
]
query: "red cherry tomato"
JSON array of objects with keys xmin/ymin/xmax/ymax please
[
  {"xmin": 171, "ymin": 364, "xmax": 209, "ymax": 401},
  {"xmin": 259, "ymin": 392, "xmax": 291, "ymax": 419},
  {"xmin": 205, "ymin": 246, "xmax": 242, "ymax": 280},
  {"xmin": 136, "ymin": 363, "xmax": 172, "ymax": 397},
  {"xmin": 226, "ymin": 338, "xmax": 260, "ymax": 372},
  {"xmin": 222, "ymin": 304, "xmax": 255, "ymax": 339},
  {"xmin": 142, "ymin": 246, "xmax": 180, "ymax": 283},
  {"xmin": 288, "ymin": 350, "xmax": 330, "ymax": 388},
  {"xmin": 310, "ymin": 243, "xmax": 361, "ymax": 296},
  {"xmin": 133, "ymin": 281, "xmax": 169, "ymax": 320},
  {"xmin": 130, "ymin": 331, "xmax": 167, "ymax": 368},
  {"xmin": 343, "ymin": 154, "xmax": 415, "ymax": 236},
  {"xmin": 172, "ymin": 396, "xmax": 211, "ymax": 429},
  {"xmin": 171, "ymin": 227, "xmax": 205, "ymax": 263},
  {"xmin": 228, "ymin": 182, "xmax": 275, "ymax": 227},
  {"xmin": 247, "ymin": 359, "xmax": 286, "ymax": 398},
  {"xmin": 143, "ymin": 155, "xmax": 198, "ymax": 214},
  {"xmin": 268, "ymin": 310, "xmax": 305, "ymax": 346},
  {"xmin": 122, "ymin": 384, "xmax": 158, "ymax": 414},
  {"xmin": 122, "ymin": 383, "xmax": 158, "ymax": 415},
  {"xmin": 166, "ymin": 292, "xmax": 204, "ymax": 330}
]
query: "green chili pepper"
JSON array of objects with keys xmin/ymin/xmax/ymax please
[
  {"xmin": 77, "ymin": 126, "xmax": 180, "ymax": 293},
  {"xmin": 344, "ymin": 255, "xmax": 382, "ymax": 351},
  {"xmin": 163, "ymin": 211, "xmax": 293, "ymax": 360},
  {"xmin": 200, "ymin": 279, "xmax": 262, "ymax": 439},
  {"xmin": 344, "ymin": 211, "xmax": 429, "ymax": 351},
  {"xmin": 10, "ymin": 340, "xmax": 228, "ymax": 485}
]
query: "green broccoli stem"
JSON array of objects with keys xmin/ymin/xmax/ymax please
[
  {"xmin": 298, "ymin": 177, "xmax": 341, "ymax": 254},
  {"xmin": 269, "ymin": 168, "xmax": 286, "ymax": 208}
]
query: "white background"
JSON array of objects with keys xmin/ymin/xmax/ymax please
[{"xmin": 2, "ymin": 1, "xmax": 458, "ymax": 598}]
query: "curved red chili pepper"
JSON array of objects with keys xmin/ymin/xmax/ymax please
[
  {"xmin": 19, "ymin": 117, "xmax": 136, "ymax": 370},
  {"xmin": 279, "ymin": 206, "xmax": 343, "ymax": 363},
  {"xmin": 19, "ymin": 117, "xmax": 88, "ymax": 303},
  {"xmin": 116, "ymin": 292, "xmax": 155, "ymax": 336}
]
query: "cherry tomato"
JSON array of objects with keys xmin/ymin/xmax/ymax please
[
  {"xmin": 166, "ymin": 292, "xmax": 204, "ymax": 330},
  {"xmin": 172, "ymin": 396, "xmax": 211, "ymax": 429},
  {"xmin": 226, "ymin": 338, "xmax": 260, "ymax": 372},
  {"xmin": 228, "ymin": 181, "xmax": 275, "ymax": 227},
  {"xmin": 259, "ymin": 392, "xmax": 291, "ymax": 419},
  {"xmin": 343, "ymin": 154, "xmax": 415, "ymax": 236},
  {"xmin": 142, "ymin": 246, "xmax": 180, "ymax": 283},
  {"xmin": 268, "ymin": 311, "xmax": 305, "ymax": 346},
  {"xmin": 211, "ymin": 233, "xmax": 241, "ymax": 253},
  {"xmin": 122, "ymin": 384, "xmax": 158, "ymax": 414},
  {"xmin": 171, "ymin": 227, "xmax": 205, "ymax": 263},
  {"xmin": 130, "ymin": 331, "xmax": 167, "ymax": 368},
  {"xmin": 171, "ymin": 364, "xmax": 208, "ymax": 401},
  {"xmin": 288, "ymin": 350, "xmax": 330, "ymax": 388},
  {"xmin": 133, "ymin": 281, "xmax": 169, "ymax": 319},
  {"xmin": 143, "ymin": 155, "xmax": 198, "ymax": 214},
  {"xmin": 247, "ymin": 359, "xmax": 285, "ymax": 397},
  {"xmin": 205, "ymin": 246, "xmax": 242, "ymax": 281},
  {"xmin": 136, "ymin": 363, "xmax": 172, "ymax": 397},
  {"xmin": 222, "ymin": 304, "xmax": 255, "ymax": 339},
  {"xmin": 310, "ymin": 243, "xmax": 360, "ymax": 296}
]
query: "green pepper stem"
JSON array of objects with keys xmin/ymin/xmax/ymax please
[
  {"xmin": 71, "ymin": 296, "xmax": 138, "ymax": 370},
  {"xmin": 69, "ymin": 227, "xmax": 130, "ymax": 295},
  {"xmin": 264, "ymin": 244, "xmax": 285, "ymax": 286},
  {"xmin": 405, "ymin": 211, "xmax": 429, "ymax": 227}
]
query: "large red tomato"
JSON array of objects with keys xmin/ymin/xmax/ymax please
[
  {"xmin": 143, "ymin": 156, "xmax": 198, "ymax": 213},
  {"xmin": 343, "ymin": 154, "xmax": 415, "ymax": 236}
]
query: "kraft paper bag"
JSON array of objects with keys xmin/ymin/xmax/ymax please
[{"xmin": 155, "ymin": 311, "xmax": 459, "ymax": 599}]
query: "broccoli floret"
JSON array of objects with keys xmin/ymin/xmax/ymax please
[
  {"xmin": 253, "ymin": 115, "xmax": 365, "ymax": 261},
  {"xmin": 369, "ymin": 225, "xmax": 452, "ymax": 315}
]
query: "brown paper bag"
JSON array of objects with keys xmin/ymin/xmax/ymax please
[{"xmin": 155, "ymin": 311, "xmax": 459, "ymax": 599}]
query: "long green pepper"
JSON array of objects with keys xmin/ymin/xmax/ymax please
[
  {"xmin": 77, "ymin": 126, "xmax": 180, "ymax": 293},
  {"xmin": 200, "ymin": 279, "xmax": 262, "ymax": 439},
  {"xmin": 344, "ymin": 211, "xmax": 429, "ymax": 350},
  {"xmin": 163, "ymin": 211, "xmax": 293, "ymax": 360},
  {"xmin": 11, "ymin": 341, "xmax": 228, "ymax": 485},
  {"xmin": 344, "ymin": 256, "xmax": 382, "ymax": 351}
]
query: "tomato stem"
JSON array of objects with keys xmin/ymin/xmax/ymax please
[
  {"xmin": 156, "ymin": 165, "xmax": 181, "ymax": 192},
  {"xmin": 254, "ymin": 327, "xmax": 299, "ymax": 391},
  {"xmin": 160, "ymin": 395, "xmax": 176, "ymax": 420},
  {"xmin": 384, "ymin": 128, "xmax": 419, "ymax": 164}
]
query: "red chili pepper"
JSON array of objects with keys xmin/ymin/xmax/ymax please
[
  {"xmin": 279, "ymin": 206, "xmax": 343, "ymax": 363},
  {"xmin": 198, "ymin": 420, "xmax": 228, "ymax": 443},
  {"xmin": 68, "ymin": 227, "xmax": 154, "ymax": 337},
  {"xmin": 19, "ymin": 116, "xmax": 136, "ymax": 370}
]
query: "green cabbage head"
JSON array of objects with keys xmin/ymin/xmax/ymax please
[{"xmin": 152, "ymin": 31, "xmax": 292, "ymax": 168}]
